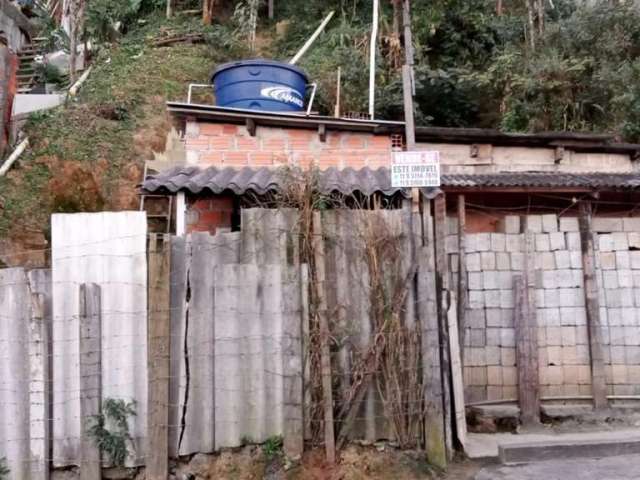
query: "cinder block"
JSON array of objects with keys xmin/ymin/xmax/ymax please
[
  {"xmin": 491, "ymin": 233, "xmax": 506, "ymax": 252},
  {"xmin": 598, "ymin": 234, "xmax": 614, "ymax": 252},
  {"xmin": 559, "ymin": 217, "xmax": 580, "ymax": 232},
  {"xmin": 467, "ymin": 252, "xmax": 481, "ymax": 271},
  {"xmin": 576, "ymin": 345, "xmax": 590, "ymax": 363},
  {"xmin": 466, "ymin": 235, "xmax": 478, "ymax": 253},
  {"xmin": 469, "ymin": 290, "xmax": 484, "ymax": 309},
  {"xmin": 539, "ymin": 308, "xmax": 561, "ymax": 326},
  {"xmin": 574, "ymin": 305, "xmax": 587, "ymax": 324},
  {"xmin": 619, "ymin": 270, "xmax": 634, "ymax": 288},
  {"xmin": 563, "ymin": 365, "xmax": 580, "ymax": 382},
  {"xmin": 554, "ymin": 251, "xmax": 570, "ymax": 269},
  {"xmin": 502, "ymin": 386, "xmax": 518, "ymax": 399},
  {"xmin": 545, "ymin": 289, "xmax": 560, "ymax": 308},
  {"xmin": 536, "ymin": 234, "xmax": 551, "ymax": 252},
  {"xmin": 538, "ymin": 327, "xmax": 546, "ymax": 346},
  {"xmin": 483, "ymin": 270, "xmax": 498, "ymax": 290},
  {"xmin": 536, "ymin": 289, "xmax": 545, "ymax": 308},
  {"xmin": 481, "ymin": 252, "xmax": 496, "ymax": 271},
  {"xmin": 603, "ymin": 271, "xmax": 620, "ymax": 290},
  {"xmin": 468, "ymin": 272, "xmax": 483, "ymax": 290},
  {"xmin": 506, "ymin": 234, "xmax": 522, "ymax": 252},
  {"xmin": 498, "ymin": 272, "xmax": 514, "ymax": 289},
  {"xmin": 485, "ymin": 289, "xmax": 500, "ymax": 307},
  {"xmin": 606, "ymin": 288, "xmax": 622, "ymax": 308},
  {"xmin": 486, "ymin": 346, "xmax": 501, "ymax": 366},
  {"xmin": 625, "ymin": 325, "xmax": 640, "ymax": 346},
  {"xmin": 629, "ymin": 233, "xmax": 640, "ymax": 250},
  {"xmin": 562, "ymin": 347, "xmax": 578, "ymax": 365},
  {"xmin": 635, "ymin": 289, "xmax": 640, "ymax": 308},
  {"xmin": 566, "ymin": 232, "xmax": 581, "ymax": 251},
  {"xmin": 537, "ymin": 252, "xmax": 555, "ymax": 270},
  {"xmin": 446, "ymin": 234, "xmax": 459, "ymax": 253},
  {"xmin": 525, "ymin": 215, "xmax": 543, "ymax": 233},
  {"xmin": 447, "ymin": 217, "xmax": 459, "ymax": 235},
  {"xmin": 540, "ymin": 270, "xmax": 557, "ymax": 289},
  {"xmin": 616, "ymin": 251, "xmax": 631, "ymax": 269},
  {"xmin": 633, "ymin": 272, "xmax": 640, "ymax": 287},
  {"xmin": 542, "ymin": 214, "xmax": 558, "ymax": 233},
  {"xmin": 496, "ymin": 252, "xmax": 511, "ymax": 271},
  {"xmin": 486, "ymin": 328, "xmax": 501, "ymax": 346},
  {"xmin": 487, "ymin": 386, "xmax": 503, "ymax": 400},
  {"xmin": 500, "ymin": 328, "xmax": 516, "ymax": 347},
  {"xmin": 557, "ymin": 269, "xmax": 578, "ymax": 288},
  {"xmin": 608, "ymin": 307, "xmax": 623, "ymax": 326},
  {"xmin": 548, "ymin": 366, "xmax": 564, "ymax": 385},
  {"xmin": 570, "ymin": 251, "xmax": 582, "ymax": 269},
  {"xmin": 450, "ymin": 254, "xmax": 460, "ymax": 273},
  {"xmin": 511, "ymin": 252, "xmax": 524, "ymax": 270},
  {"xmin": 465, "ymin": 348, "xmax": 487, "ymax": 366},
  {"xmin": 612, "ymin": 232, "xmax": 630, "ymax": 251},
  {"xmin": 467, "ymin": 309, "xmax": 485, "ymax": 328},
  {"xmin": 611, "ymin": 345, "xmax": 626, "ymax": 364},
  {"xmin": 600, "ymin": 252, "xmax": 616, "ymax": 270},
  {"xmin": 621, "ymin": 288, "xmax": 635, "ymax": 307},
  {"xmin": 627, "ymin": 365, "xmax": 640, "ymax": 383},
  {"xmin": 547, "ymin": 326, "xmax": 562, "ymax": 346},
  {"xmin": 561, "ymin": 326, "xmax": 576, "ymax": 346},
  {"xmin": 593, "ymin": 217, "xmax": 623, "ymax": 233},
  {"xmin": 579, "ymin": 384, "xmax": 592, "ymax": 396},
  {"xmin": 501, "ymin": 347, "xmax": 516, "ymax": 366},
  {"xmin": 623, "ymin": 218, "xmax": 640, "ymax": 232},
  {"xmin": 487, "ymin": 366, "xmax": 502, "ymax": 385},
  {"xmin": 476, "ymin": 233, "xmax": 491, "ymax": 252},
  {"xmin": 577, "ymin": 365, "xmax": 591, "ymax": 384},
  {"xmin": 558, "ymin": 289, "xmax": 576, "ymax": 307},
  {"xmin": 630, "ymin": 252, "xmax": 640, "ymax": 270},
  {"xmin": 612, "ymin": 364, "xmax": 628, "ymax": 384},
  {"xmin": 500, "ymin": 289, "xmax": 515, "ymax": 308},
  {"xmin": 626, "ymin": 346, "xmax": 640, "ymax": 364},
  {"xmin": 502, "ymin": 366, "xmax": 518, "ymax": 386},
  {"xmin": 464, "ymin": 366, "xmax": 487, "ymax": 386},
  {"xmin": 549, "ymin": 232, "xmax": 566, "ymax": 251},
  {"xmin": 574, "ymin": 325, "xmax": 589, "ymax": 345},
  {"xmin": 469, "ymin": 328, "xmax": 486, "ymax": 347},
  {"xmin": 499, "ymin": 216, "xmax": 521, "ymax": 234},
  {"xmin": 610, "ymin": 326, "xmax": 626, "ymax": 346},
  {"xmin": 547, "ymin": 345, "xmax": 562, "ymax": 365}
]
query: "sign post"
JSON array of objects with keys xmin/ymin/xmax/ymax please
[{"xmin": 391, "ymin": 151, "xmax": 441, "ymax": 188}]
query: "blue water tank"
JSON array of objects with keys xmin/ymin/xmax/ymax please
[{"xmin": 211, "ymin": 59, "xmax": 309, "ymax": 112}]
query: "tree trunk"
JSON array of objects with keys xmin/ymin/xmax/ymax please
[
  {"xmin": 496, "ymin": 0, "xmax": 503, "ymax": 15},
  {"xmin": 167, "ymin": 0, "xmax": 173, "ymax": 19},
  {"xmin": 392, "ymin": 0, "xmax": 402, "ymax": 39},
  {"xmin": 268, "ymin": 0, "xmax": 274, "ymax": 19},
  {"xmin": 526, "ymin": 0, "xmax": 536, "ymax": 51},
  {"xmin": 537, "ymin": 0, "xmax": 545, "ymax": 37},
  {"xmin": 67, "ymin": 0, "xmax": 85, "ymax": 83},
  {"xmin": 203, "ymin": 0, "xmax": 215, "ymax": 25}
]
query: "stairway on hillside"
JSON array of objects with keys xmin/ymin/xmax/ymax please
[{"xmin": 16, "ymin": 37, "xmax": 47, "ymax": 93}]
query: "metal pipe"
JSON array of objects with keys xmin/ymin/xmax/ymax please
[
  {"xmin": 369, "ymin": 0, "xmax": 379, "ymax": 119},
  {"xmin": 0, "ymin": 137, "xmax": 29, "ymax": 177},
  {"xmin": 187, "ymin": 83, "xmax": 212, "ymax": 104},
  {"xmin": 467, "ymin": 395, "xmax": 640, "ymax": 407},
  {"xmin": 306, "ymin": 83, "xmax": 318, "ymax": 116},
  {"xmin": 68, "ymin": 67, "xmax": 92, "ymax": 97},
  {"xmin": 289, "ymin": 11, "xmax": 335, "ymax": 65}
]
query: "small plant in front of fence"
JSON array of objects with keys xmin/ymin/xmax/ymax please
[
  {"xmin": 0, "ymin": 457, "xmax": 9, "ymax": 479},
  {"xmin": 263, "ymin": 435, "xmax": 283, "ymax": 460},
  {"xmin": 87, "ymin": 398, "xmax": 137, "ymax": 467}
]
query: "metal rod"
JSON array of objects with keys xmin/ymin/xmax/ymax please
[
  {"xmin": 334, "ymin": 67, "xmax": 341, "ymax": 118},
  {"xmin": 289, "ymin": 11, "xmax": 335, "ymax": 65},
  {"xmin": 306, "ymin": 83, "xmax": 318, "ymax": 115},
  {"xmin": 368, "ymin": 0, "xmax": 379, "ymax": 119},
  {"xmin": 188, "ymin": 83, "xmax": 212, "ymax": 104},
  {"xmin": 0, "ymin": 137, "xmax": 29, "ymax": 177}
]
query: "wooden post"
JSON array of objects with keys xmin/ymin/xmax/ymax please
[
  {"xmin": 147, "ymin": 234, "xmax": 171, "ymax": 479},
  {"xmin": 434, "ymin": 193, "xmax": 453, "ymax": 459},
  {"xmin": 268, "ymin": 0, "xmax": 274, "ymax": 19},
  {"xmin": 29, "ymin": 292, "xmax": 50, "ymax": 480},
  {"xmin": 419, "ymin": 199, "xmax": 447, "ymax": 468},
  {"xmin": 203, "ymin": 0, "xmax": 214, "ymax": 25},
  {"xmin": 312, "ymin": 211, "xmax": 336, "ymax": 463},
  {"xmin": 457, "ymin": 194, "xmax": 468, "ymax": 364},
  {"xmin": 166, "ymin": 0, "xmax": 173, "ymax": 18},
  {"xmin": 79, "ymin": 283, "xmax": 101, "ymax": 480},
  {"xmin": 514, "ymin": 230, "xmax": 540, "ymax": 426},
  {"xmin": 578, "ymin": 202, "xmax": 608, "ymax": 409},
  {"xmin": 447, "ymin": 290, "xmax": 466, "ymax": 450}
]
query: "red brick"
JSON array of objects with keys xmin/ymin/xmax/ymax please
[
  {"xmin": 199, "ymin": 123, "xmax": 225, "ymax": 136},
  {"xmin": 250, "ymin": 152, "xmax": 274, "ymax": 166},
  {"xmin": 199, "ymin": 211, "xmax": 223, "ymax": 225},
  {"xmin": 366, "ymin": 154, "xmax": 391, "ymax": 168},
  {"xmin": 326, "ymin": 133, "xmax": 341, "ymax": 147},
  {"xmin": 263, "ymin": 138, "xmax": 288, "ymax": 151},
  {"xmin": 342, "ymin": 135, "xmax": 366, "ymax": 149},
  {"xmin": 200, "ymin": 152, "xmax": 224, "ymax": 165},
  {"xmin": 317, "ymin": 154, "xmax": 341, "ymax": 169},
  {"xmin": 211, "ymin": 196, "xmax": 234, "ymax": 211},
  {"xmin": 209, "ymin": 136, "xmax": 234, "ymax": 150},
  {"xmin": 188, "ymin": 223, "xmax": 212, "ymax": 233},
  {"xmin": 186, "ymin": 137, "xmax": 210, "ymax": 151},
  {"xmin": 288, "ymin": 129, "xmax": 315, "ymax": 140},
  {"xmin": 368, "ymin": 135, "xmax": 392, "ymax": 151},
  {"xmin": 224, "ymin": 151, "xmax": 249, "ymax": 166},
  {"xmin": 272, "ymin": 153, "xmax": 289, "ymax": 165},
  {"xmin": 222, "ymin": 124, "xmax": 239, "ymax": 135},
  {"xmin": 346, "ymin": 156, "xmax": 366, "ymax": 168},
  {"xmin": 289, "ymin": 138, "xmax": 314, "ymax": 150},
  {"xmin": 296, "ymin": 153, "xmax": 317, "ymax": 169},
  {"xmin": 237, "ymin": 137, "xmax": 260, "ymax": 150},
  {"xmin": 191, "ymin": 199, "xmax": 212, "ymax": 211}
]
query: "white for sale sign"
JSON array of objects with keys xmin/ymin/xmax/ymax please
[{"xmin": 391, "ymin": 151, "xmax": 441, "ymax": 187}]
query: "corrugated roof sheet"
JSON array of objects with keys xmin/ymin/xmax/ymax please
[{"xmin": 141, "ymin": 167, "xmax": 640, "ymax": 195}]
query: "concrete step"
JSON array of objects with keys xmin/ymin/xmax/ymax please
[{"xmin": 499, "ymin": 436, "xmax": 640, "ymax": 465}]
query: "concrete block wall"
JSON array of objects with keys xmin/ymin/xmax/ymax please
[{"xmin": 453, "ymin": 213, "xmax": 640, "ymax": 404}]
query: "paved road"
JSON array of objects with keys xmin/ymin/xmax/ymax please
[{"xmin": 474, "ymin": 454, "xmax": 640, "ymax": 480}]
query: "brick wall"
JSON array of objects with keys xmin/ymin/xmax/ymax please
[
  {"xmin": 448, "ymin": 213, "xmax": 640, "ymax": 404},
  {"xmin": 184, "ymin": 121, "xmax": 394, "ymax": 169},
  {"xmin": 186, "ymin": 196, "xmax": 234, "ymax": 234}
]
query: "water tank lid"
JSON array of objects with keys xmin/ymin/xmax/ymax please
[{"xmin": 211, "ymin": 58, "xmax": 309, "ymax": 83}]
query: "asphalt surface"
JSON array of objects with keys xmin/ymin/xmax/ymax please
[{"xmin": 474, "ymin": 454, "xmax": 640, "ymax": 480}]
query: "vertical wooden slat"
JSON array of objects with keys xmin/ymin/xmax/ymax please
[
  {"xmin": 457, "ymin": 194, "xmax": 468, "ymax": 364},
  {"xmin": 147, "ymin": 234, "xmax": 171, "ymax": 479},
  {"xmin": 578, "ymin": 202, "xmax": 608, "ymax": 409},
  {"xmin": 447, "ymin": 290, "xmax": 467, "ymax": 449},
  {"xmin": 312, "ymin": 211, "xmax": 336, "ymax": 463},
  {"xmin": 79, "ymin": 283, "xmax": 101, "ymax": 480},
  {"xmin": 268, "ymin": 0, "xmax": 274, "ymax": 19},
  {"xmin": 433, "ymin": 193, "xmax": 453, "ymax": 459},
  {"xmin": 419, "ymin": 198, "xmax": 447, "ymax": 468}
]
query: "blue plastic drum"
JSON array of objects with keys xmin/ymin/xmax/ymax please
[{"xmin": 211, "ymin": 59, "xmax": 309, "ymax": 112}]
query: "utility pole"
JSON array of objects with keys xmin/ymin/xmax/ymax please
[{"xmin": 401, "ymin": 0, "xmax": 415, "ymax": 149}]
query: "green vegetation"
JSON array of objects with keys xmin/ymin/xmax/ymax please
[
  {"xmin": 0, "ymin": 457, "xmax": 9, "ymax": 480},
  {"xmin": 263, "ymin": 435, "xmax": 283, "ymax": 460},
  {"xmin": 87, "ymin": 398, "xmax": 137, "ymax": 467}
]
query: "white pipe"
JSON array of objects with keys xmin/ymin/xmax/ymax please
[
  {"xmin": 176, "ymin": 191, "xmax": 186, "ymax": 236},
  {"xmin": 0, "ymin": 137, "xmax": 29, "ymax": 177},
  {"xmin": 68, "ymin": 67, "xmax": 92, "ymax": 97},
  {"xmin": 289, "ymin": 11, "xmax": 335, "ymax": 65},
  {"xmin": 369, "ymin": 0, "xmax": 379, "ymax": 119}
]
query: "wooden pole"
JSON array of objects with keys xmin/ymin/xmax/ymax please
[
  {"xmin": 578, "ymin": 202, "xmax": 608, "ymax": 409},
  {"xmin": 79, "ymin": 283, "xmax": 101, "ymax": 480},
  {"xmin": 29, "ymin": 292, "xmax": 49, "ymax": 480},
  {"xmin": 312, "ymin": 211, "xmax": 336, "ymax": 463},
  {"xmin": 369, "ymin": 0, "xmax": 379, "ymax": 119},
  {"xmin": 457, "ymin": 194, "xmax": 468, "ymax": 364},
  {"xmin": 334, "ymin": 67, "xmax": 341, "ymax": 118},
  {"xmin": 147, "ymin": 234, "xmax": 171, "ymax": 480},
  {"xmin": 268, "ymin": 0, "xmax": 274, "ymax": 19},
  {"xmin": 434, "ymin": 193, "xmax": 453, "ymax": 459},
  {"xmin": 166, "ymin": 0, "xmax": 173, "ymax": 18}
]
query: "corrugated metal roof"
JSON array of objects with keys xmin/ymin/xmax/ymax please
[{"xmin": 141, "ymin": 167, "xmax": 640, "ymax": 195}]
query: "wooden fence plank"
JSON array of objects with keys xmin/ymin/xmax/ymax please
[
  {"xmin": 457, "ymin": 194, "xmax": 468, "ymax": 365},
  {"xmin": 419, "ymin": 198, "xmax": 447, "ymax": 468},
  {"xmin": 434, "ymin": 193, "xmax": 453, "ymax": 459},
  {"xmin": 447, "ymin": 290, "xmax": 467, "ymax": 449},
  {"xmin": 578, "ymin": 202, "xmax": 608, "ymax": 409},
  {"xmin": 147, "ymin": 234, "xmax": 171, "ymax": 480},
  {"xmin": 312, "ymin": 211, "xmax": 336, "ymax": 463},
  {"xmin": 79, "ymin": 283, "xmax": 101, "ymax": 480}
]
